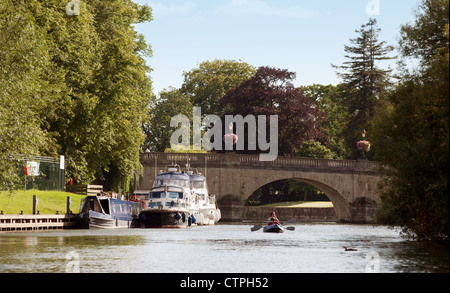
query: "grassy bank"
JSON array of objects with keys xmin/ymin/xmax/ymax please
[
  {"xmin": 0, "ymin": 190, "xmax": 85, "ymax": 214},
  {"xmin": 259, "ymin": 201, "xmax": 334, "ymax": 208}
]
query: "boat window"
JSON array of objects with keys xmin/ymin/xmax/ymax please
[
  {"xmin": 167, "ymin": 192, "xmax": 182, "ymax": 199},
  {"xmin": 100, "ymin": 199, "xmax": 110, "ymax": 214},
  {"xmin": 148, "ymin": 202, "xmax": 162, "ymax": 208},
  {"xmin": 153, "ymin": 179, "xmax": 189, "ymax": 188},
  {"xmin": 165, "ymin": 201, "xmax": 179, "ymax": 207},
  {"xmin": 192, "ymin": 181, "xmax": 206, "ymax": 189},
  {"xmin": 149, "ymin": 192, "xmax": 164, "ymax": 199}
]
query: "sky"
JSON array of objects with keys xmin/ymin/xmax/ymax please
[{"xmin": 133, "ymin": 0, "xmax": 421, "ymax": 96}]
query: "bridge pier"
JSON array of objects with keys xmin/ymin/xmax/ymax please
[
  {"xmin": 348, "ymin": 197, "xmax": 378, "ymax": 224},
  {"xmin": 217, "ymin": 195, "xmax": 244, "ymax": 222}
]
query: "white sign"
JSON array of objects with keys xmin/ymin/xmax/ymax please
[
  {"xmin": 26, "ymin": 161, "xmax": 40, "ymax": 176},
  {"xmin": 60, "ymin": 155, "xmax": 65, "ymax": 170}
]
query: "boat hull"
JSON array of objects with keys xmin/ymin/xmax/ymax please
[
  {"xmin": 138, "ymin": 209, "xmax": 190, "ymax": 228},
  {"xmin": 263, "ymin": 224, "xmax": 285, "ymax": 233},
  {"xmin": 77, "ymin": 210, "xmax": 138, "ymax": 229}
]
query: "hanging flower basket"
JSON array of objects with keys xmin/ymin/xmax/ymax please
[
  {"xmin": 223, "ymin": 133, "xmax": 238, "ymax": 144},
  {"xmin": 356, "ymin": 140, "xmax": 371, "ymax": 152}
]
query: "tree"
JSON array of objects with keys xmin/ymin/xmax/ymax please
[
  {"xmin": 181, "ymin": 59, "xmax": 256, "ymax": 116},
  {"xmin": 220, "ymin": 66, "xmax": 326, "ymax": 156},
  {"xmin": 85, "ymin": 0, "xmax": 154, "ymax": 191},
  {"xmin": 0, "ymin": 0, "xmax": 154, "ymax": 192},
  {"xmin": 373, "ymin": 0, "xmax": 449, "ymax": 241},
  {"xmin": 143, "ymin": 87, "xmax": 192, "ymax": 152},
  {"xmin": 0, "ymin": 0, "xmax": 61, "ymax": 191},
  {"xmin": 333, "ymin": 18, "xmax": 395, "ymax": 159},
  {"xmin": 299, "ymin": 84, "xmax": 349, "ymax": 159}
]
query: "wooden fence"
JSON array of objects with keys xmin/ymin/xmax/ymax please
[
  {"xmin": 65, "ymin": 184, "xmax": 103, "ymax": 196},
  {"xmin": 0, "ymin": 214, "xmax": 78, "ymax": 232}
]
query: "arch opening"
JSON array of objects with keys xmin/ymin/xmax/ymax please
[
  {"xmin": 245, "ymin": 179, "xmax": 332, "ymax": 207},
  {"xmin": 244, "ymin": 178, "xmax": 351, "ymax": 222}
]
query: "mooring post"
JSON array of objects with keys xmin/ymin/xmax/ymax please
[
  {"xmin": 66, "ymin": 196, "xmax": 71, "ymax": 214},
  {"xmin": 32, "ymin": 195, "xmax": 37, "ymax": 215}
]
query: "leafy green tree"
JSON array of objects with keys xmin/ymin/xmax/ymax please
[
  {"xmin": 294, "ymin": 140, "xmax": 335, "ymax": 159},
  {"xmin": 0, "ymin": 0, "xmax": 61, "ymax": 191},
  {"xmin": 143, "ymin": 88, "xmax": 192, "ymax": 152},
  {"xmin": 86, "ymin": 0, "xmax": 154, "ymax": 191},
  {"xmin": 333, "ymin": 18, "xmax": 395, "ymax": 159},
  {"xmin": 299, "ymin": 84, "xmax": 349, "ymax": 159},
  {"xmin": 181, "ymin": 59, "xmax": 256, "ymax": 116},
  {"xmin": 373, "ymin": 0, "xmax": 449, "ymax": 241},
  {"xmin": 0, "ymin": 0, "xmax": 154, "ymax": 193}
]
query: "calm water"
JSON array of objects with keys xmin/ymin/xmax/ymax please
[{"xmin": 0, "ymin": 223, "xmax": 448, "ymax": 273}]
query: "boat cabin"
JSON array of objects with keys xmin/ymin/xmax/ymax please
[{"xmin": 152, "ymin": 172, "xmax": 190, "ymax": 189}]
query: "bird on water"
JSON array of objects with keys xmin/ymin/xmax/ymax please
[{"xmin": 342, "ymin": 246, "xmax": 358, "ymax": 251}]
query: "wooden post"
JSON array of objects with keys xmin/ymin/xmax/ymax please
[
  {"xmin": 32, "ymin": 195, "xmax": 37, "ymax": 215},
  {"xmin": 66, "ymin": 196, "xmax": 71, "ymax": 214}
]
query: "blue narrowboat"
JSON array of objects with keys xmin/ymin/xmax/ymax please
[{"xmin": 78, "ymin": 195, "xmax": 141, "ymax": 229}]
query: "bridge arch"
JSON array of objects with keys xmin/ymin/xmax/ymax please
[{"xmin": 242, "ymin": 173, "xmax": 351, "ymax": 222}]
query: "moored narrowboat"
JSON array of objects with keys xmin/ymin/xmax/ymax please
[{"xmin": 78, "ymin": 195, "xmax": 140, "ymax": 229}]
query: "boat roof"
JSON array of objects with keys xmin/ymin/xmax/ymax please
[
  {"xmin": 155, "ymin": 172, "xmax": 189, "ymax": 180},
  {"xmin": 189, "ymin": 174, "xmax": 206, "ymax": 182},
  {"xmin": 151, "ymin": 186, "xmax": 184, "ymax": 192},
  {"xmin": 133, "ymin": 190, "xmax": 150, "ymax": 194}
]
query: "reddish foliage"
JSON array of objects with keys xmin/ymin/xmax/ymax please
[{"xmin": 219, "ymin": 66, "xmax": 327, "ymax": 155}]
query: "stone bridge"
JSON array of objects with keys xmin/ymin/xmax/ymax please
[{"xmin": 137, "ymin": 152, "xmax": 382, "ymax": 223}]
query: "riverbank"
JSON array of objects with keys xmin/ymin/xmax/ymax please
[
  {"xmin": 0, "ymin": 190, "xmax": 85, "ymax": 214},
  {"xmin": 242, "ymin": 206, "xmax": 337, "ymax": 222},
  {"xmin": 242, "ymin": 201, "xmax": 336, "ymax": 222},
  {"xmin": 258, "ymin": 201, "xmax": 334, "ymax": 208}
]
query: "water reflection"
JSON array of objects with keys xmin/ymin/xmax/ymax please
[{"xmin": 0, "ymin": 224, "xmax": 448, "ymax": 273}]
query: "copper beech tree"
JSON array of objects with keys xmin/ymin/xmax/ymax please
[{"xmin": 219, "ymin": 66, "xmax": 327, "ymax": 156}]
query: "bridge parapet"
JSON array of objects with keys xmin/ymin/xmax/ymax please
[{"xmin": 140, "ymin": 152, "xmax": 379, "ymax": 174}]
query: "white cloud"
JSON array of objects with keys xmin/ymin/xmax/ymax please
[{"xmin": 217, "ymin": 0, "xmax": 321, "ymax": 18}]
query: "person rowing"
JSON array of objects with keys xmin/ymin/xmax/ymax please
[{"xmin": 267, "ymin": 211, "xmax": 280, "ymax": 226}]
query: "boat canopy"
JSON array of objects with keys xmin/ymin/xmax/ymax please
[
  {"xmin": 152, "ymin": 172, "xmax": 190, "ymax": 188},
  {"xmin": 189, "ymin": 174, "xmax": 206, "ymax": 189}
]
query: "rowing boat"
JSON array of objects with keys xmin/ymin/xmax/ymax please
[{"xmin": 263, "ymin": 224, "xmax": 285, "ymax": 233}]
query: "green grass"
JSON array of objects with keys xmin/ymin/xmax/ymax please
[{"xmin": 0, "ymin": 190, "xmax": 85, "ymax": 214}]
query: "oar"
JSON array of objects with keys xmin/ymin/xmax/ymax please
[{"xmin": 250, "ymin": 225, "xmax": 262, "ymax": 232}]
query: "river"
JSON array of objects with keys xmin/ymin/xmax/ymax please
[{"xmin": 0, "ymin": 223, "xmax": 448, "ymax": 274}]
